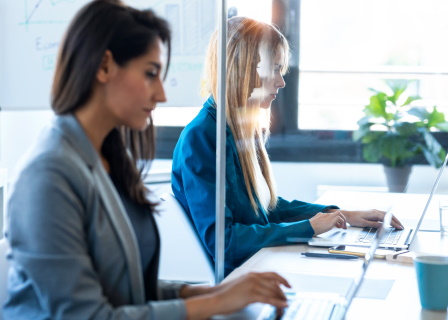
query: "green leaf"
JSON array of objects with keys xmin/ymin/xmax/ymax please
[
  {"xmin": 353, "ymin": 125, "xmax": 372, "ymax": 141},
  {"xmin": 435, "ymin": 122, "xmax": 448, "ymax": 132},
  {"xmin": 364, "ymin": 93, "xmax": 388, "ymax": 118},
  {"xmin": 386, "ymin": 80, "xmax": 409, "ymax": 104},
  {"xmin": 401, "ymin": 95, "xmax": 421, "ymax": 107},
  {"xmin": 381, "ymin": 135, "xmax": 407, "ymax": 167},
  {"xmin": 395, "ymin": 122, "xmax": 418, "ymax": 136},
  {"xmin": 421, "ymin": 145, "xmax": 445, "ymax": 168},
  {"xmin": 356, "ymin": 116, "xmax": 374, "ymax": 126},
  {"xmin": 423, "ymin": 130, "xmax": 442, "ymax": 156},
  {"xmin": 361, "ymin": 131, "xmax": 384, "ymax": 144},
  {"xmin": 427, "ymin": 106, "xmax": 446, "ymax": 127},
  {"xmin": 368, "ymin": 88, "xmax": 382, "ymax": 94},
  {"xmin": 363, "ymin": 140, "xmax": 382, "ymax": 163},
  {"xmin": 408, "ymin": 107, "xmax": 429, "ymax": 120}
]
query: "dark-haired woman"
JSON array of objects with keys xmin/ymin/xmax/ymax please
[{"xmin": 4, "ymin": 1, "xmax": 290, "ymax": 319}]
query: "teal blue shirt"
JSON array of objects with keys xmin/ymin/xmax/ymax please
[{"xmin": 172, "ymin": 96, "xmax": 338, "ymax": 274}]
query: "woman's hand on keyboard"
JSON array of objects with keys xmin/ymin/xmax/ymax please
[
  {"xmin": 182, "ymin": 272, "xmax": 291, "ymax": 319},
  {"xmin": 334, "ymin": 209, "xmax": 404, "ymax": 229},
  {"xmin": 207, "ymin": 272, "xmax": 291, "ymax": 315},
  {"xmin": 309, "ymin": 211, "xmax": 347, "ymax": 235}
]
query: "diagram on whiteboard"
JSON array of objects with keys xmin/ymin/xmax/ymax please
[
  {"xmin": 0, "ymin": 0, "xmax": 215, "ymax": 109},
  {"xmin": 22, "ymin": 0, "xmax": 76, "ymax": 27}
]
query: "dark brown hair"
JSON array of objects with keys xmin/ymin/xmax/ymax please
[{"xmin": 51, "ymin": 0, "xmax": 171, "ymax": 211}]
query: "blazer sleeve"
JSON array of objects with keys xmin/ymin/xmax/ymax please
[
  {"xmin": 5, "ymin": 157, "xmax": 186, "ymax": 320},
  {"xmin": 268, "ymin": 197, "xmax": 339, "ymax": 223},
  {"xmin": 173, "ymin": 126, "xmax": 320, "ymax": 272},
  {"xmin": 158, "ymin": 280, "xmax": 186, "ymax": 300}
]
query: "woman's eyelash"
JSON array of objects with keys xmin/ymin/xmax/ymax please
[{"xmin": 146, "ymin": 70, "xmax": 158, "ymax": 77}]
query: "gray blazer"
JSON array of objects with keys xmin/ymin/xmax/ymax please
[{"xmin": 4, "ymin": 115, "xmax": 187, "ymax": 319}]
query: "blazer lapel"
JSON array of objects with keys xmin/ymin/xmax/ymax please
[
  {"xmin": 56, "ymin": 115, "xmax": 145, "ymax": 304},
  {"xmin": 92, "ymin": 163, "xmax": 145, "ymax": 304}
]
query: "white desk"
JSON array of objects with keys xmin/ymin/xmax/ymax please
[{"xmin": 222, "ymin": 191, "xmax": 448, "ymax": 320}]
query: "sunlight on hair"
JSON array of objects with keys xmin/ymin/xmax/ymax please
[
  {"xmin": 259, "ymin": 108, "xmax": 270, "ymax": 129},
  {"xmin": 228, "ymin": 0, "xmax": 272, "ymax": 24}
]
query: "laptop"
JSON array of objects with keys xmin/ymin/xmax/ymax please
[
  {"xmin": 256, "ymin": 208, "xmax": 395, "ymax": 320},
  {"xmin": 307, "ymin": 154, "xmax": 448, "ymax": 250}
]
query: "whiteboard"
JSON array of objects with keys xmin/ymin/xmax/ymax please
[{"xmin": 0, "ymin": 0, "xmax": 215, "ymax": 110}]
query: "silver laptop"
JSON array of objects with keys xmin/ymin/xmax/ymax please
[
  {"xmin": 307, "ymin": 154, "xmax": 448, "ymax": 250},
  {"xmin": 256, "ymin": 208, "xmax": 395, "ymax": 320}
]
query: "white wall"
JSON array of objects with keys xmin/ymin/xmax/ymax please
[
  {"xmin": 271, "ymin": 162, "xmax": 448, "ymax": 202},
  {"xmin": 0, "ymin": 110, "xmax": 54, "ymax": 173},
  {"xmin": 1, "ymin": 110, "xmax": 447, "ymax": 204}
]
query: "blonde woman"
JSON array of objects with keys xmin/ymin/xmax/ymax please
[{"xmin": 172, "ymin": 17, "xmax": 403, "ymax": 275}]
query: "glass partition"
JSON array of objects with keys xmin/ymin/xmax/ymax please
[
  {"xmin": 144, "ymin": 0, "xmax": 222, "ymax": 284},
  {"xmin": 151, "ymin": 0, "xmax": 448, "ymax": 287}
]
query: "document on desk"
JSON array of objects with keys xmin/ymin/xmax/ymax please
[
  {"xmin": 285, "ymin": 273, "xmax": 394, "ymax": 300},
  {"xmin": 401, "ymin": 218, "xmax": 439, "ymax": 232}
]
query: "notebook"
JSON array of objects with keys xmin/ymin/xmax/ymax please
[
  {"xmin": 256, "ymin": 208, "xmax": 395, "ymax": 320},
  {"xmin": 307, "ymin": 154, "xmax": 448, "ymax": 250}
]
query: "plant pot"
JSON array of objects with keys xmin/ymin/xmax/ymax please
[{"xmin": 383, "ymin": 165, "xmax": 412, "ymax": 193}]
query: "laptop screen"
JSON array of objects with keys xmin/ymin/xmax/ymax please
[
  {"xmin": 406, "ymin": 153, "xmax": 448, "ymax": 246},
  {"xmin": 342, "ymin": 207, "xmax": 395, "ymax": 315}
]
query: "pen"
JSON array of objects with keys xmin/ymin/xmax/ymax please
[{"xmin": 301, "ymin": 252, "xmax": 358, "ymax": 260}]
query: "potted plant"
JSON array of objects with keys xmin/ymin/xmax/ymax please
[{"xmin": 353, "ymin": 80, "xmax": 448, "ymax": 192}]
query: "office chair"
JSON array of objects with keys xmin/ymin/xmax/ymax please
[
  {"xmin": 156, "ymin": 193, "xmax": 215, "ymax": 285},
  {"xmin": 0, "ymin": 238, "xmax": 9, "ymax": 320}
]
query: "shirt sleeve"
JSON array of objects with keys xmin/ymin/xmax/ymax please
[
  {"xmin": 5, "ymin": 156, "xmax": 187, "ymax": 320},
  {"xmin": 269, "ymin": 197, "xmax": 340, "ymax": 223}
]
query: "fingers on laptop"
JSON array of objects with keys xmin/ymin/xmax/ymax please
[
  {"xmin": 375, "ymin": 209, "xmax": 404, "ymax": 229},
  {"xmin": 310, "ymin": 211, "xmax": 347, "ymax": 235},
  {"xmin": 365, "ymin": 210, "xmax": 404, "ymax": 230},
  {"xmin": 334, "ymin": 211, "xmax": 347, "ymax": 229},
  {"xmin": 250, "ymin": 272, "xmax": 290, "ymax": 308},
  {"xmin": 390, "ymin": 215, "xmax": 404, "ymax": 229}
]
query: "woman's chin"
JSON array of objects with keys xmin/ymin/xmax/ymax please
[{"xmin": 259, "ymin": 101, "xmax": 273, "ymax": 109}]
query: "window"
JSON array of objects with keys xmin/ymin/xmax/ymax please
[
  {"xmin": 155, "ymin": 0, "xmax": 448, "ymax": 163},
  {"xmin": 266, "ymin": 0, "xmax": 448, "ymax": 163},
  {"xmin": 297, "ymin": 0, "xmax": 448, "ymax": 130}
]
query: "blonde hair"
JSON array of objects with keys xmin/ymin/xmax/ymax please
[{"xmin": 203, "ymin": 17, "xmax": 289, "ymax": 214}]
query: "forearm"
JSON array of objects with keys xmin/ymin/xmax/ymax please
[
  {"xmin": 179, "ymin": 284, "xmax": 214, "ymax": 298},
  {"xmin": 323, "ymin": 209, "xmax": 404, "ymax": 229},
  {"xmin": 324, "ymin": 208, "xmax": 355, "ymax": 218},
  {"xmin": 184, "ymin": 293, "xmax": 222, "ymax": 320}
]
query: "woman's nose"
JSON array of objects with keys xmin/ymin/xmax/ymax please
[
  {"xmin": 276, "ymin": 74, "xmax": 286, "ymax": 89},
  {"xmin": 155, "ymin": 79, "xmax": 167, "ymax": 103}
]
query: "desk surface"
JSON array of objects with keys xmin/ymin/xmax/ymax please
[{"xmin": 224, "ymin": 191, "xmax": 448, "ymax": 320}]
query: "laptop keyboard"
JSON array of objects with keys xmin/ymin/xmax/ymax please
[
  {"xmin": 257, "ymin": 293, "xmax": 342, "ymax": 320},
  {"xmin": 281, "ymin": 297, "xmax": 336, "ymax": 320},
  {"xmin": 356, "ymin": 227, "xmax": 403, "ymax": 245}
]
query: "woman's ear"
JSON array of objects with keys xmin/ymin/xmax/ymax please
[{"xmin": 96, "ymin": 50, "xmax": 116, "ymax": 83}]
